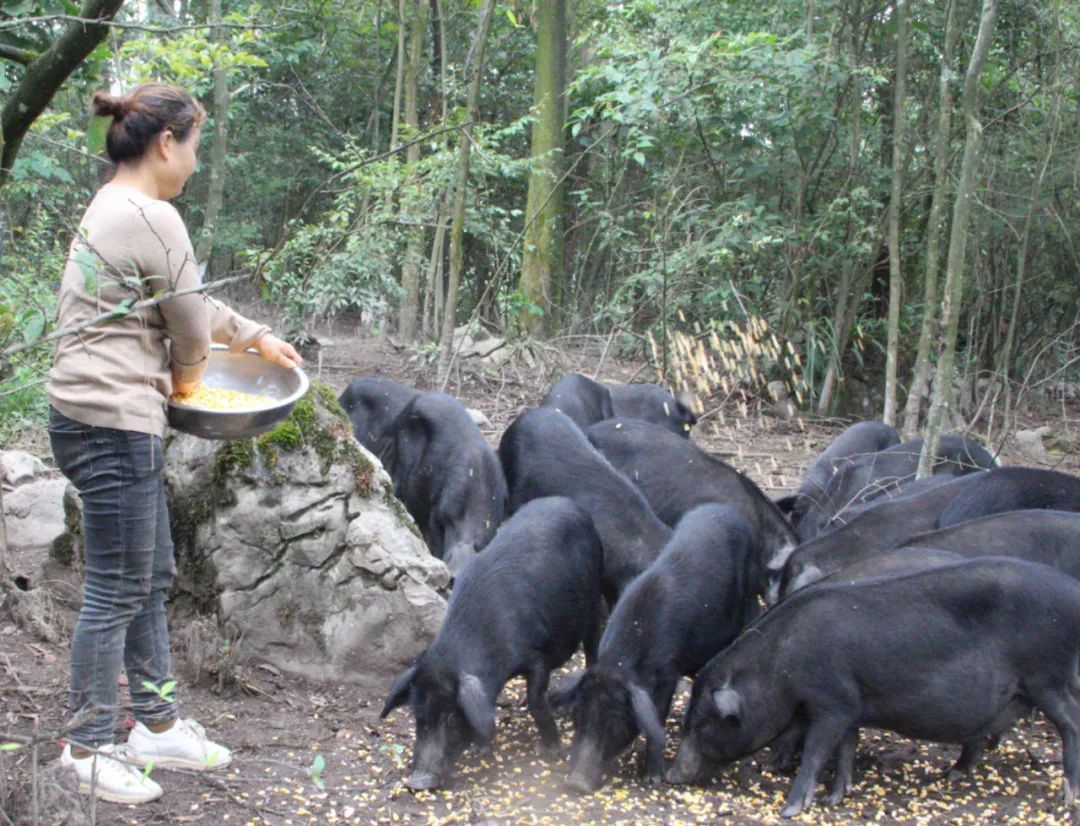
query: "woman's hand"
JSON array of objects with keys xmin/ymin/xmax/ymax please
[
  {"xmin": 173, "ymin": 378, "xmax": 201, "ymax": 396},
  {"xmin": 255, "ymin": 334, "xmax": 304, "ymax": 369}
]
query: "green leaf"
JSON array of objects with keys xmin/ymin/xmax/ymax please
[
  {"xmin": 75, "ymin": 247, "xmax": 100, "ymax": 290},
  {"xmin": 1, "ymin": 742, "xmax": 23, "ymax": 751},
  {"xmin": 22, "ymin": 311, "xmax": 45, "ymax": 343},
  {"xmin": 308, "ymin": 753, "xmax": 326, "ymax": 789},
  {"xmin": 87, "ymin": 115, "xmax": 111, "ymax": 157},
  {"xmin": 633, "ymin": 151, "xmax": 646, "ymax": 167},
  {"xmin": 505, "ymin": 9, "xmax": 519, "ymax": 27}
]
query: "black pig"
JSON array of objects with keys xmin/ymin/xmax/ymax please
[
  {"xmin": 555, "ymin": 505, "xmax": 761, "ymax": 792},
  {"xmin": 669, "ymin": 558, "xmax": 1080, "ymax": 817},
  {"xmin": 381, "ymin": 497, "xmax": 603, "ymax": 790},
  {"xmin": 499, "ymin": 407, "xmax": 671, "ymax": 601},
  {"xmin": 382, "ymin": 391, "xmax": 507, "ymax": 576}
]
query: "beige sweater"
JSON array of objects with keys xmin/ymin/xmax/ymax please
[{"xmin": 47, "ymin": 184, "xmax": 269, "ymax": 436}]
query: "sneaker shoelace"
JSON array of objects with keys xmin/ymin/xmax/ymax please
[
  {"xmin": 96, "ymin": 743, "xmax": 144, "ymax": 778},
  {"xmin": 178, "ymin": 719, "xmax": 207, "ymax": 742}
]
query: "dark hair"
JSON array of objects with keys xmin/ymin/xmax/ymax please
[{"xmin": 91, "ymin": 84, "xmax": 206, "ymax": 164}]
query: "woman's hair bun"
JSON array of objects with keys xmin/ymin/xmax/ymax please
[{"xmin": 91, "ymin": 91, "xmax": 130, "ymax": 120}]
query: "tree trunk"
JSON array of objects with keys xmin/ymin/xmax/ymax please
[
  {"xmin": 517, "ymin": 0, "xmax": 567, "ymax": 338},
  {"xmin": 389, "ymin": 0, "xmax": 407, "ymax": 151},
  {"xmin": 396, "ymin": 0, "xmax": 429, "ymax": 341},
  {"xmin": 902, "ymin": 0, "xmax": 959, "ymax": 438},
  {"xmin": 436, "ymin": 0, "xmax": 496, "ymax": 383},
  {"xmin": 882, "ymin": 0, "xmax": 908, "ymax": 426},
  {"xmin": 918, "ymin": 0, "xmax": 998, "ymax": 477},
  {"xmin": 194, "ymin": 0, "xmax": 230, "ymax": 269},
  {"xmin": 1, "ymin": 0, "xmax": 125, "ymax": 185},
  {"xmin": 817, "ymin": 19, "xmax": 867, "ymax": 417},
  {"xmin": 1000, "ymin": 3, "xmax": 1063, "ymax": 437}
]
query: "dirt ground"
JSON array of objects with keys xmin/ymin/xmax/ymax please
[{"xmin": 3, "ymin": 322, "xmax": 1079, "ymax": 826}]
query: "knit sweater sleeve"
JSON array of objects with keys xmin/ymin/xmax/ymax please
[{"xmin": 136, "ymin": 201, "xmax": 210, "ymax": 383}]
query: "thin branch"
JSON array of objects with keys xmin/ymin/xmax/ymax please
[
  {"xmin": 0, "ymin": 16, "xmax": 289, "ymax": 34},
  {"xmin": 0, "ymin": 43, "xmax": 37, "ymax": 65},
  {"xmin": 0, "ymin": 274, "xmax": 247, "ymax": 364},
  {"xmin": 24, "ymin": 130, "xmax": 111, "ymax": 165}
]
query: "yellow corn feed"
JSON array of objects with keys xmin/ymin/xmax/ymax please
[{"xmin": 170, "ymin": 384, "xmax": 275, "ymax": 411}]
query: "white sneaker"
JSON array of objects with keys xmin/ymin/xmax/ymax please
[
  {"xmin": 61, "ymin": 742, "xmax": 163, "ymax": 804},
  {"xmin": 127, "ymin": 718, "xmax": 232, "ymax": 771}
]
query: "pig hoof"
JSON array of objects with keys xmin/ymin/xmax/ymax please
[
  {"xmin": 566, "ymin": 775, "xmax": 600, "ymax": 795},
  {"xmin": 1063, "ymin": 778, "xmax": 1076, "ymax": 807},
  {"xmin": 780, "ymin": 802, "xmax": 806, "ymax": 818},
  {"xmin": 406, "ymin": 773, "xmax": 442, "ymax": 791},
  {"xmin": 644, "ymin": 771, "xmax": 663, "ymax": 787}
]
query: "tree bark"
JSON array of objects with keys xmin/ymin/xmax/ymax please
[
  {"xmin": 918, "ymin": 0, "xmax": 999, "ymax": 477},
  {"xmin": 902, "ymin": 0, "xmax": 959, "ymax": 438},
  {"xmin": 817, "ymin": 16, "xmax": 869, "ymax": 416},
  {"xmin": 436, "ymin": 0, "xmax": 496, "ymax": 382},
  {"xmin": 1000, "ymin": 1, "xmax": 1063, "ymax": 436},
  {"xmin": 517, "ymin": 0, "xmax": 567, "ymax": 338},
  {"xmin": 396, "ymin": 0, "xmax": 429, "ymax": 341},
  {"xmin": 389, "ymin": 0, "xmax": 407, "ymax": 151},
  {"xmin": 195, "ymin": 0, "xmax": 231, "ymax": 269},
  {"xmin": 882, "ymin": 0, "xmax": 908, "ymax": 426},
  {"xmin": 1, "ymin": 0, "xmax": 125, "ymax": 185}
]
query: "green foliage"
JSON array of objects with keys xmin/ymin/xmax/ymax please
[
  {"xmin": 121, "ymin": 9, "xmax": 269, "ymax": 92},
  {"xmin": 1, "ymin": 0, "xmax": 1077, "ymax": 425}
]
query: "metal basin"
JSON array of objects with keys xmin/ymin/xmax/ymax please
[{"xmin": 166, "ymin": 345, "xmax": 310, "ymax": 440}]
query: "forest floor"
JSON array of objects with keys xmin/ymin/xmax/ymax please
[{"xmin": 3, "ymin": 317, "xmax": 1079, "ymax": 826}]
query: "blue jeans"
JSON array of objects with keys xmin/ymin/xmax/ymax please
[{"xmin": 48, "ymin": 407, "xmax": 178, "ymax": 748}]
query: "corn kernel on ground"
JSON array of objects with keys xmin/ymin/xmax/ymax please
[{"xmin": 170, "ymin": 384, "xmax": 275, "ymax": 410}]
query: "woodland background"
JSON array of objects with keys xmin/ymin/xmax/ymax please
[{"xmin": 1, "ymin": 0, "xmax": 1077, "ymax": 452}]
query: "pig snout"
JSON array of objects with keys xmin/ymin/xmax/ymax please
[{"xmin": 565, "ymin": 740, "xmax": 605, "ymax": 794}]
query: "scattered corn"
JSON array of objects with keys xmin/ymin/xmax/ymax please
[{"xmin": 171, "ymin": 384, "xmax": 275, "ymax": 411}]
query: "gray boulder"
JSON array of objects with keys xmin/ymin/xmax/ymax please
[
  {"xmin": 1, "ymin": 450, "xmax": 47, "ymax": 485},
  {"xmin": 3, "ymin": 477, "xmax": 67, "ymax": 553},
  {"xmin": 163, "ymin": 383, "xmax": 449, "ymax": 685}
]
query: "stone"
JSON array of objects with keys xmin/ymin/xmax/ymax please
[
  {"xmin": 1014, "ymin": 425, "xmax": 1051, "ymax": 463},
  {"xmin": 461, "ymin": 336, "xmax": 506, "ymax": 359},
  {"xmin": 466, "ymin": 408, "xmax": 492, "ymax": 429},
  {"xmin": 1, "ymin": 450, "xmax": 47, "ymax": 485},
  {"xmin": 2, "ymin": 477, "xmax": 67, "ymax": 552},
  {"xmin": 766, "ymin": 380, "xmax": 798, "ymax": 420},
  {"xmin": 163, "ymin": 382, "xmax": 448, "ymax": 686}
]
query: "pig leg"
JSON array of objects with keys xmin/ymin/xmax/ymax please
[
  {"xmin": 765, "ymin": 723, "xmax": 805, "ymax": 774},
  {"xmin": 949, "ymin": 740, "xmax": 986, "ymax": 780},
  {"xmin": 826, "ymin": 727, "xmax": 859, "ymax": 806},
  {"xmin": 1031, "ymin": 689, "xmax": 1080, "ymax": 807},
  {"xmin": 582, "ymin": 600, "xmax": 604, "ymax": 667},
  {"xmin": 781, "ymin": 717, "xmax": 850, "ymax": 818},
  {"xmin": 526, "ymin": 663, "xmax": 560, "ymax": 752}
]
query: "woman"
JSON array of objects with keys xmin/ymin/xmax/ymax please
[{"xmin": 47, "ymin": 83, "xmax": 303, "ymax": 804}]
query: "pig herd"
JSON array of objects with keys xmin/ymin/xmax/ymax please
[{"xmin": 338, "ymin": 373, "xmax": 1080, "ymax": 818}]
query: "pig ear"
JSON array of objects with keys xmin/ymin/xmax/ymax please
[
  {"xmin": 775, "ymin": 495, "xmax": 799, "ymax": 516},
  {"xmin": 381, "ymin": 665, "xmax": 418, "ymax": 717},
  {"xmin": 629, "ymin": 685, "xmax": 667, "ymax": 755},
  {"xmin": 712, "ymin": 687, "xmax": 742, "ymax": 721},
  {"xmin": 458, "ymin": 673, "xmax": 495, "ymax": 741},
  {"xmin": 548, "ymin": 670, "xmax": 585, "ymax": 709}
]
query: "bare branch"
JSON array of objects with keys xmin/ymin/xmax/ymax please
[
  {"xmin": 0, "ymin": 43, "xmax": 37, "ymax": 65},
  {"xmin": 0, "ymin": 274, "xmax": 248, "ymax": 365},
  {"xmin": 0, "ymin": 16, "xmax": 288, "ymax": 35}
]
